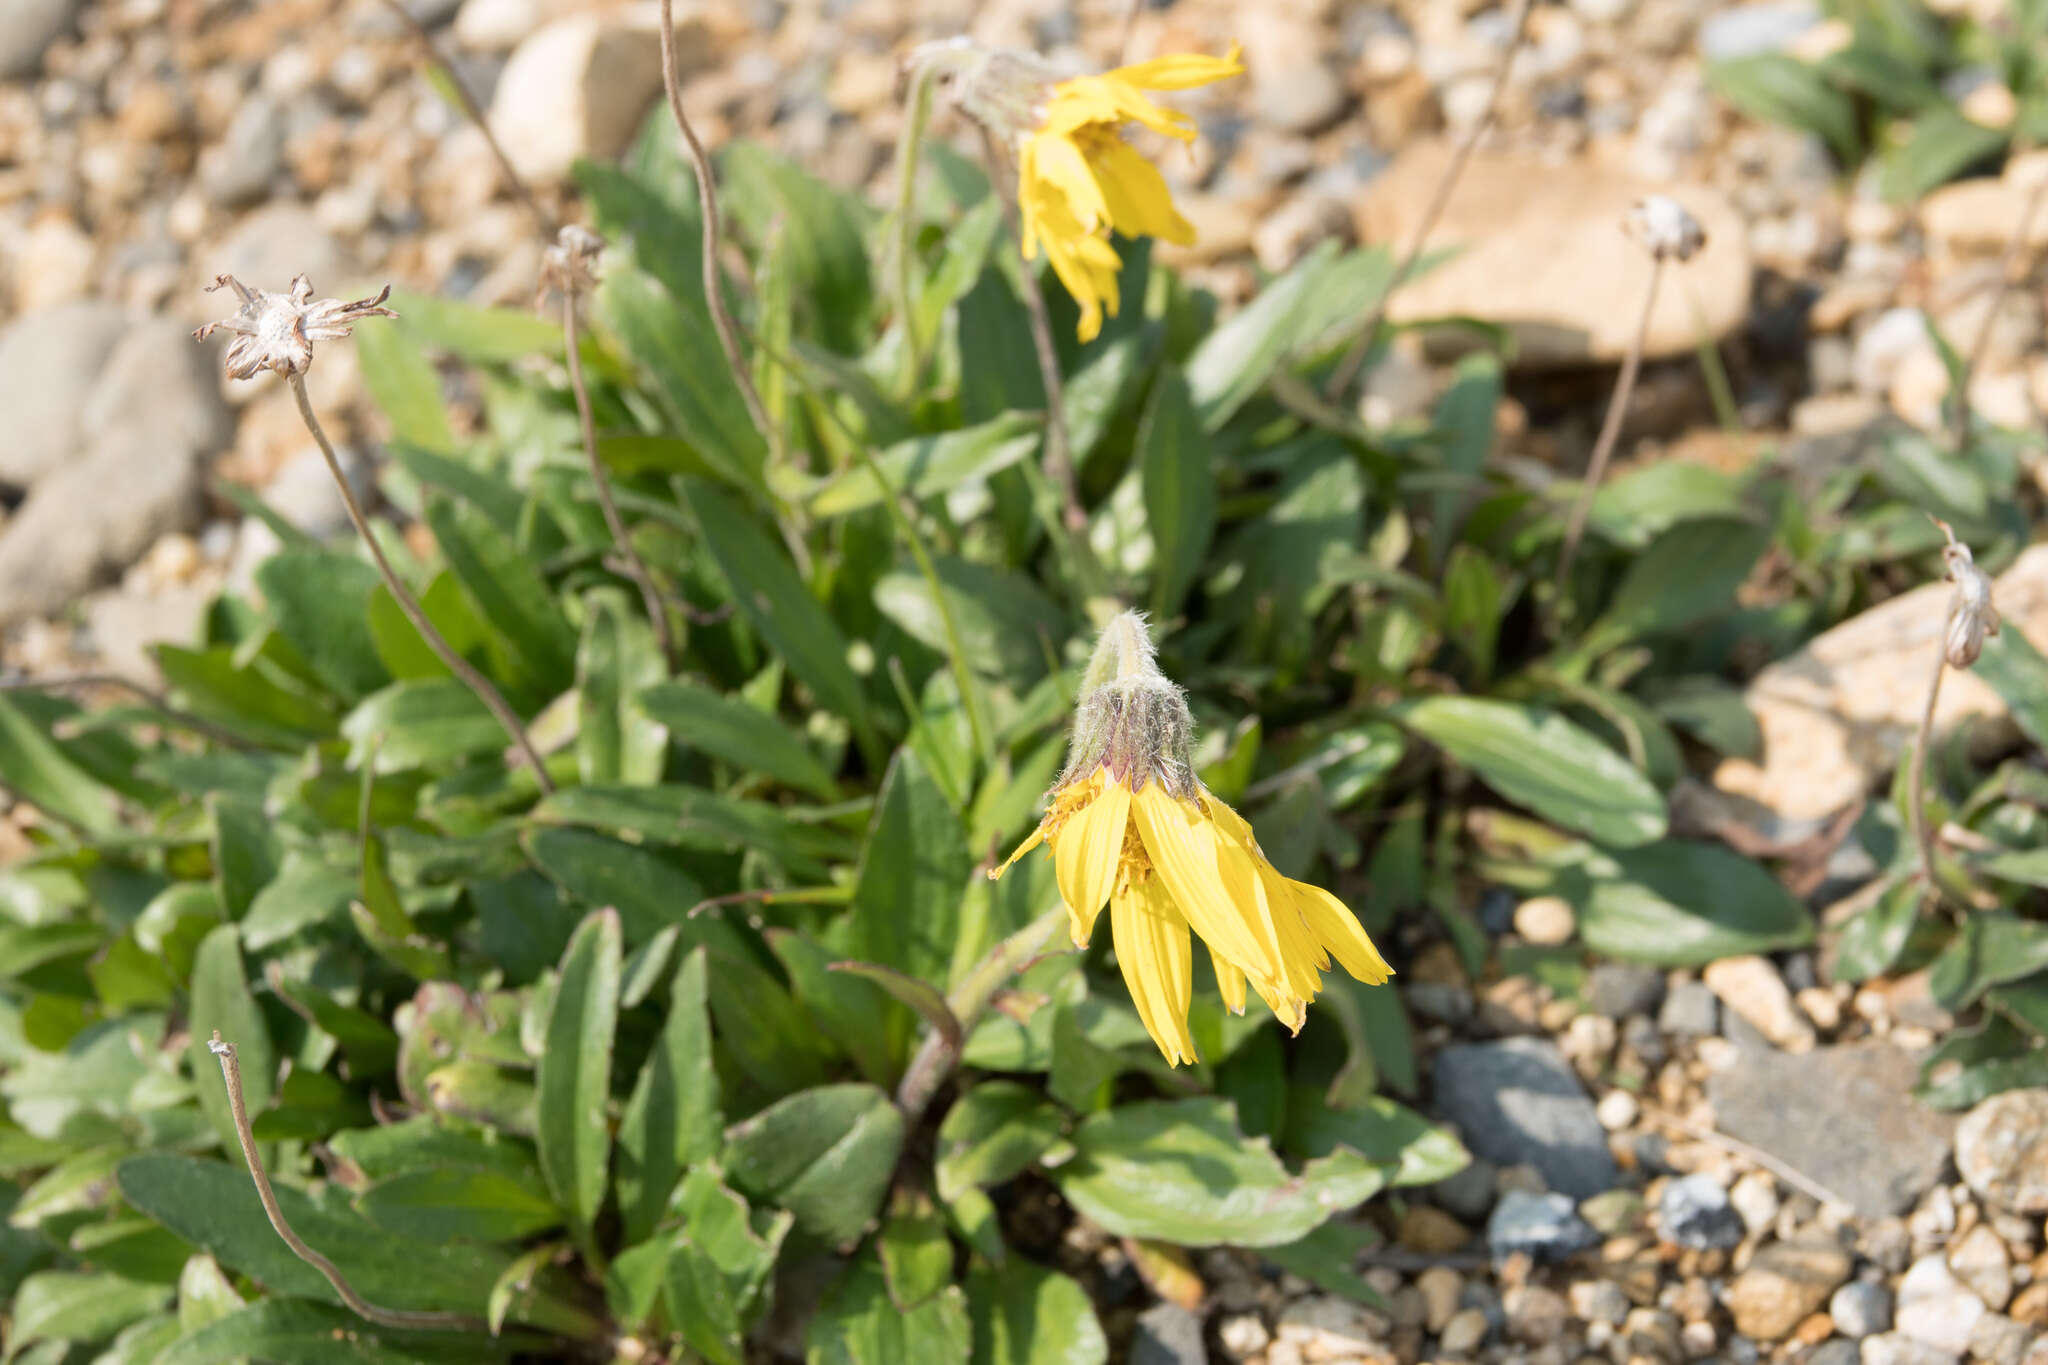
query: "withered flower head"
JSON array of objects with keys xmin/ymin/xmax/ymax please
[
  {"xmin": 1935, "ymin": 517, "xmax": 2000, "ymax": 668},
  {"xmin": 1625, "ymin": 195, "xmax": 1706, "ymax": 262},
  {"xmin": 538, "ymin": 224, "xmax": 606, "ymax": 306},
  {"xmin": 904, "ymin": 37, "xmax": 1061, "ymax": 145},
  {"xmin": 193, "ymin": 274, "xmax": 397, "ymax": 380}
]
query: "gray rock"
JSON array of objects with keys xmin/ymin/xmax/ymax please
[
  {"xmin": 81, "ymin": 582, "xmax": 214, "ymax": 684},
  {"xmin": 1707, "ymin": 1044, "xmax": 1954, "ymax": 1217},
  {"xmin": 0, "ymin": 300, "xmax": 129, "ymax": 486},
  {"xmin": 1406, "ymin": 982, "xmax": 1475, "ymax": 1025},
  {"xmin": 1241, "ymin": 11, "xmax": 1348, "ymax": 135},
  {"xmin": 0, "ymin": 425, "xmax": 205, "ymax": 625},
  {"xmin": 1588, "ymin": 963, "xmax": 1667, "ymax": 1019},
  {"xmin": 85, "ymin": 319, "xmax": 235, "ymax": 456},
  {"xmin": 1485, "ymin": 1190, "xmax": 1600, "ymax": 1262},
  {"xmin": 1129, "ymin": 1303, "xmax": 1205, "ymax": 1365},
  {"xmin": 199, "ymin": 95, "xmax": 286, "ymax": 208},
  {"xmin": 1895, "ymin": 1253, "xmax": 1984, "ymax": 1355},
  {"xmin": 1955, "ymin": 1089, "xmax": 2048, "ymax": 1215},
  {"xmin": 1858, "ymin": 1332, "xmax": 1967, "ymax": 1365},
  {"xmin": 1659, "ymin": 981, "xmax": 1721, "ymax": 1036},
  {"xmin": 1831, "ymin": 1279, "xmax": 1893, "ymax": 1339},
  {"xmin": 1658, "ymin": 1174, "xmax": 1745, "ymax": 1251},
  {"xmin": 1698, "ymin": 1, "xmax": 1821, "ymax": 60},
  {"xmin": 1432, "ymin": 1038, "xmax": 1619, "ymax": 1199},
  {"xmin": 1967, "ymin": 1313, "xmax": 2032, "ymax": 1365},
  {"xmin": 0, "ymin": 0, "xmax": 78, "ymax": 78},
  {"xmin": 1803, "ymin": 1343, "xmax": 1859, "ymax": 1365},
  {"xmin": 1432, "ymin": 1156, "xmax": 1498, "ymax": 1223}
]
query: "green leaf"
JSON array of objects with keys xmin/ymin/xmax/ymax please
[
  {"xmin": 724, "ymin": 1083, "xmax": 906, "ymax": 1246},
  {"xmin": 176, "ymin": 1252, "xmax": 246, "ymax": 1335},
  {"xmin": 723, "ymin": 143, "xmax": 874, "ymax": 354},
  {"xmin": 523, "ymin": 826, "xmax": 704, "ymax": 950},
  {"xmin": 1929, "ymin": 913, "xmax": 2048, "ymax": 1012},
  {"xmin": 388, "ymin": 289, "xmax": 562, "ymax": 362},
  {"xmin": 1877, "ymin": 105, "xmax": 2006, "ymax": 201},
  {"xmin": 1139, "ymin": 369, "xmax": 1216, "ymax": 619},
  {"xmin": 1259, "ymin": 1219, "xmax": 1387, "ymax": 1309},
  {"xmin": 1284, "ymin": 1092, "xmax": 1469, "ymax": 1189},
  {"xmin": 662, "ymin": 1166, "xmax": 790, "ymax": 1360},
  {"xmin": 1426, "ymin": 354, "xmax": 1501, "ymax": 570},
  {"xmin": 256, "ymin": 550, "xmax": 392, "ymax": 702},
  {"xmin": 1832, "ymin": 878, "xmax": 1921, "ymax": 984},
  {"xmin": 599, "ymin": 268, "xmax": 768, "ymax": 493},
  {"xmin": 1975, "ymin": 624, "xmax": 2048, "ymax": 752},
  {"xmin": 681, "ymin": 481, "xmax": 871, "ymax": 743},
  {"xmin": 576, "ymin": 593, "xmax": 667, "ymax": 788},
  {"xmin": 851, "ymin": 750, "xmax": 974, "ymax": 993},
  {"xmin": 1549, "ymin": 840, "xmax": 1815, "ymax": 966},
  {"xmin": 1395, "ymin": 697, "xmax": 1667, "ymax": 847},
  {"xmin": 356, "ymin": 1167, "xmax": 561, "ymax": 1243},
  {"xmin": 769, "ymin": 931, "xmax": 908, "ymax": 1088},
  {"xmin": 356, "ymin": 317, "xmax": 458, "ymax": 456},
  {"xmin": 616, "ymin": 948, "xmax": 723, "ymax": 1245},
  {"xmin": 365, "ymin": 572, "xmax": 490, "ymax": 684},
  {"xmin": 241, "ymin": 849, "xmax": 357, "ymax": 949},
  {"xmin": 1586, "ymin": 463, "xmax": 1750, "ymax": 548},
  {"xmin": 1186, "ymin": 241, "xmax": 1339, "ymax": 430},
  {"xmin": 209, "ymin": 792, "xmax": 279, "ymax": 922},
  {"xmin": 638, "ymin": 681, "xmax": 839, "ymax": 799},
  {"xmin": 154, "ymin": 1299, "xmax": 513, "ymax": 1365},
  {"xmin": 10, "ymin": 1270, "xmax": 170, "ymax": 1349},
  {"xmin": 422, "ymin": 495, "xmax": 576, "ymax": 702},
  {"xmin": 188, "ymin": 924, "xmax": 274, "ymax": 1158},
  {"xmin": 874, "ymin": 556, "xmax": 1066, "ymax": 685},
  {"xmin": 935, "ymin": 1081, "xmax": 1067, "ymax": 1203},
  {"xmin": 878, "ymin": 1200, "xmax": 953, "ymax": 1310},
  {"xmin": 1592, "ymin": 518, "xmax": 1771, "ymax": 642},
  {"xmin": 1707, "ymin": 54, "xmax": 1861, "ymax": 164},
  {"xmin": 0, "ymin": 696, "xmax": 122, "ymax": 835},
  {"xmin": 804, "ymin": 414, "xmax": 1041, "ymax": 518},
  {"xmin": 806, "ymin": 1252, "xmax": 970, "ymax": 1365},
  {"xmin": 537, "ymin": 908, "xmax": 621, "ymax": 1243},
  {"xmin": 1053, "ymin": 1099, "xmax": 1368, "ymax": 1248},
  {"xmin": 966, "ymin": 1260, "xmax": 1107, "ymax": 1365},
  {"xmin": 342, "ymin": 678, "xmax": 504, "ymax": 771}
]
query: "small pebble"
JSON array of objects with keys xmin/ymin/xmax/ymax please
[
  {"xmin": 1439, "ymin": 1307, "xmax": 1489, "ymax": 1354},
  {"xmin": 1514, "ymin": 895, "xmax": 1576, "ymax": 946},
  {"xmin": 1596, "ymin": 1089, "xmax": 1640, "ymax": 1132},
  {"xmin": 1830, "ymin": 1278, "xmax": 1893, "ymax": 1338}
]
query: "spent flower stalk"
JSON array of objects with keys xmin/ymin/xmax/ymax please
[{"xmin": 1910, "ymin": 517, "xmax": 2000, "ymax": 901}]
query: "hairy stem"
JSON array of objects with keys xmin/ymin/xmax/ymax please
[
  {"xmin": 897, "ymin": 906, "xmax": 1067, "ymax": 1125},
  {"xmin": 208, "ymin": 1032, "xmax": 481, "ymax": 1331},
  {"xmin": 978, "ymin": 125, "xmax": 1084, "ymax": 537},
  {"xmin": 1555, "ymin": 255, "xmax": 1666, "ymax": 596},
  {"xmin": 563, "ymin": 291, "xmax": 676, "ymax": 671},
  {"xmin": 1323, "ymin": 0, "xmax": 1533, "ymax": 402},
  {"xmin": 288, "ymin": 375, "xmax": 555, "ymax": 793},
  {"xmin": 657, "ymin": 0, "xmax": 781, "ymax": 465},
  {"xmin": 1950, "ymin": 168, "xmax": 2047, "ymax": 455},
  {"xmin": 376, "ymin": 0, "xmax": 549, "ymax": 236}
]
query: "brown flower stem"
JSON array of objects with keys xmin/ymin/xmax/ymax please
[
  {"xmin": 287, "ymin": 374, "xmax": 555, "ymax": 793},
  {"xmin": 977, "ymin": 125, "xmax": 1084, "ymax": 538},
  {"xmin": 208, "ymin": 1031, "xmax": 483, "ymax": 1331},
  {"xmin": 897, "ymin": 905, "xmax": 1066, "ymax": 1125},
  {"xmin": 562, "ymin": 290, "xmax": 676, "ymax": 671},
  {"xmin": 1909, "ymin": 601, "xmax": 1954, "ymax": 899},
  {"xmin": 375, "ymin": 0, "xmax": 549, "ymax": 236},
  {"xmin": 1323, "ymin": 0, "xmax": 1533, "ymax": 403},
  {"xmin": 1950, "ymin": 167, "xmax": 2048, "ymax": 455},
  {"xmin": 657, "ymin": 0, "xmax": 781, "ymax": 467},
  {"xmin": 1554, "ymin": 254, "xmax": 1666, "ymax": 598},
  {"xmin": 0, "ymin": 674, "xmax": 249, "ymax": 750}
]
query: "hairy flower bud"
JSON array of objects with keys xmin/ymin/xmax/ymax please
[
  {"xmin": 1936, "ymin": 521, "xmax": 2000, "ymax": 668},
  {"xmin": 1060, "ymin": 612, "xmax": 1197, "ymax": 797},
  {"xmin": 1625, "ymin": 195, "xmax": 1706, "ymax": 262}
]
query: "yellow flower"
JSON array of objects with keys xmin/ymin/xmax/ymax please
[
  {"xmin": 1018, "ymin": 46, "xmax": 1243, "ymax": 343},
  {"xmin": 990, "ymin": 614, "xmax": 1391, "ymax": 1065}
]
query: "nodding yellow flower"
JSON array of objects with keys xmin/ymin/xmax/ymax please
[
  {"xmin": 1018, "ymin": 46, "xmax": 1243, "ymax": 343},
  {"xmin": 990, "ymin": 612, "xmax": 1391, "ymax": 1065}
]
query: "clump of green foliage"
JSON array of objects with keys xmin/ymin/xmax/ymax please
[
  {"xmin": 0, "ymin": 90, "xmax": 2045, "ymax": 1363},
  {"xmin": 1710, "ymin": 0, "xmax": 2048, "ymax": 199}
]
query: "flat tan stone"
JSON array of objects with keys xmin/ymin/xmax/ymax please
[
  {"xmin": 1713, "ymin": 543, "xmax": 2048, "ymax": 820},
  {"xmin": 1354, "ymin": 143, "xmax": 1751, "ymax": 369},
  {"xmin": 1920, "ymin": 152, "xmax": 2048, "ymax": 255}
]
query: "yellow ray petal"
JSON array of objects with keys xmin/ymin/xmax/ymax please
[
  {"xmin": 1052, "ymin": 774, "xmax": 1129, "ymax": 946},
  {"xmin": 1112, "ymin": 875, "xmax": 1198, "ymax": 1065},
  {"xmin": 1027, "ymin": 130, "xmax": 1111, "ymax": 234},
  {"xmin": 1207, "ymin": 945, "xmax": 1247, "ymax": 1015},
  {"xmin": 1201, "ymin": 792, "xmax": 1324, "ymax": 1003},
  {"xmin": 1106, "ymin": 43, "xmax": 1245, "ymax": 92},
  {"xmin": 988, "ymin": 822, "xmax": 1047, "ymax": 881},
  {"xmin": 1129, "ymin": 784, "xmax": 1282, "ymax": 989},
  {"xmin": 1086, "ymin": 139, "xmax": 1196, "ymax": 246},
  {"xmin": 1291, "ymin": 881, "xmax": 1394, "ymax": 984}
]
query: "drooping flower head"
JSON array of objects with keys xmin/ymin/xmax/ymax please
[
  {"xmin": 537, "ymin": 224, "xmax": 606, "ymax": 307},
  {"xmin": 194, "ymin": 274, "xmax": 397, "ymax": 380},
  {"xmin": 1934, "ymin": 516, "xmax": 2000, "ymax": 668},
  {"xmin": 911, "ymin": 39, "xmax": 1243, "ymax": 343},
  {"xmin": 990, "ymin": 612, "xmax": 1391, "ymax": 1065}
]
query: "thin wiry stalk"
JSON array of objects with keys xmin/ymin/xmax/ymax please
[
  {"xmin": 287, "ymin": 374, "xmax": 555, "ymax": 793},
  {"xmin": 562, "ymin": 290, "xmax": 676, "ymax": 671},
  {"xmin": 1908, "ymin": 600, "xmax": 1952, "ymax": 900},
  {"xmin": 375, "ymin": 0, "xmax": 549, "ymax": 236},
  {"xmin": 208, "ymin": 1032, "xmax": 482, "ymax": 1331},
  {"xmin": 1950, "ymin": 169, "xmax": 2048, "ymax": 455},
  {"xmin": 0, "ymin": 674, "xmax": 249, "ymax": 750},
  {"xmin": 657, "ymin": 0, "xmax": 781, "ymax": 465},
  {"xmin": 1323, "ymin": 0, "xmax": 1534, "ymax": 402},
  {"xmin": 897, "ymin": 905, "xmax": 1066, "ymax": 1124},
  {"xmin": 977, "ymin": 125, "xmax": 1084, "ymax": 536},
  {"xmin": 1554, "ymin": 255, "xmax": 1667, "ymax": 595}
]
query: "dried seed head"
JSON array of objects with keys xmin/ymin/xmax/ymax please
[
  {"xmin": 1625, "ymin": 195, "xmax": 1706, "ymax": 262},
  {"xmin": 193, "ymin": 273, "xmax": 396, "ymax": 379},
  {"xmin": 1934, "ymin": 518, "xmax": 2000, "ymax": 668},
  {"xmin": 1060, "ymin": 612, "xmax": 1197, "ymax": 797},
  {"xmin": 538, "ymin": 224, "xmax": 606, "ymax": 305},
  {"xmin": 904, "ymin": 36, "xmax": 1058, "ymax": 145}
]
